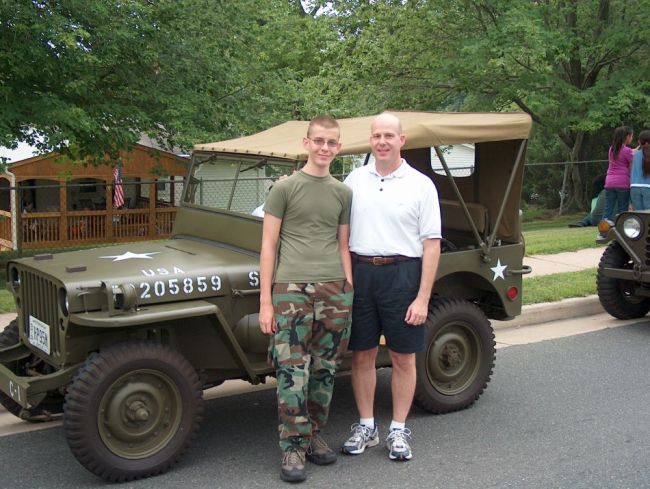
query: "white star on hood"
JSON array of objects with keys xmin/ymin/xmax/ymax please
[
  {"xmin": 490, "ymin": 259, "xmax": 507, "ymax": 281},
  {"xmin": 100, "ymin": 251, "xmax": 160, "ymax": 262}
]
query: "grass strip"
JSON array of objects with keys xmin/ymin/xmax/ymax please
[
  {"xmin": 524, "ymin": 227, "xmax": 602, "ymax": 255},
  {"xmin": 523, "ymin": 268, "xmax": 597, "ymax": 305},
  {"xmin": 0, "ymin": 275, "xmax": 14, "ymax": 313},
  {"xmin": 522, "ymin": 211, "xmax": 585, "ymax": 231}
]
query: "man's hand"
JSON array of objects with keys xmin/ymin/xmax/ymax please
[
  {"xmin": 405, "ymin": 295, "xmax": 429, "ymax": 326},
  {"xmin": 259, "ymin": 303, "xmax": 276, "ymax": 335}
]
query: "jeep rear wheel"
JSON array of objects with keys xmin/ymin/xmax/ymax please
[
  {"xmin": 63, "ymin": 342, "xmax": 203, "ymax": 482},
  {"xmin": 0, "ymin": 318, "xmax": 65, "ymax": 421},
  {"xmin": 414, "ymin": 298, "xmax": 495, "ymax": 414},
  {"xmin": 597, "ymin": 242, "xmax": 650, "ymax": 319}
]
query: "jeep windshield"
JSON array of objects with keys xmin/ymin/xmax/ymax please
[{"xmin": 184, "ymin": 153, "xmax": 296, "ymax": 214}]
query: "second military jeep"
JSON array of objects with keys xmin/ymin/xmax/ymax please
[
  {"xmin": 597, "ymin": 212, "xmax": 650, "ymax": 318},
  {"xmin": 0, "ymin": 111, "xmax": 532, "ymax": 481}
]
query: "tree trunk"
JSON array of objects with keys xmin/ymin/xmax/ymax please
[{"xmin": 559, "ymin": 131, "xmax": 586, "ymax": 213}]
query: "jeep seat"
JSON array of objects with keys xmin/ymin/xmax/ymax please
[{"xmin": 440, "ymin": 199, "xmax": 489, "ymax": 236}]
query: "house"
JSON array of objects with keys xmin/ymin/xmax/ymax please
[
  {"xmin": 430, "ymin": 144, "xmax": 476, "ymax": 176},
  {"xmin": 0, "ymin": 143, "xmax": 189, "ymax": 250}
]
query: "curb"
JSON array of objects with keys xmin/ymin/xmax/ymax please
[{"xmin": 493, "ymin": 295, "xmax": 603, "ymax": 330}]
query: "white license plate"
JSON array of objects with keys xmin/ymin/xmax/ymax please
[{"xmin": 29, "ymin": 316, "xmax": 50, "ymax": 355}]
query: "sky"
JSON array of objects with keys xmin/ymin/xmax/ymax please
[{"xmin": 0, "ymin": 142, "xmax": 42, "ymax": 163}]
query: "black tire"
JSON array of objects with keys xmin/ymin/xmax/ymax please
[
  {"xmin": 597, "ymin": 242, "xmax": 650, "ymax": 319},
  {"xmin": 414, "ymin": 298, "xmax": 495, "ymax": 414},
  {"xmin": 63, "ymin": 342, "xmax": 204, "ymax": 482},
  {"xmin": 0, "ymin": 318, "xmax": 65, "ymax": 421}
]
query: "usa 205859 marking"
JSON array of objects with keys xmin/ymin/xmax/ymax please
[{"xmin": 139, "ymin": 275, "xmax": 221, "ymax": 299}]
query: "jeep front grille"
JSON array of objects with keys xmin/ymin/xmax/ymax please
[{"xmin": 19, "ymin": 270, "xmax": 60, "ymax": 356}]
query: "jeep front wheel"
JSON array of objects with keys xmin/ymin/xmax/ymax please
[
  {"xmin": 597, "ymin": 242, "xmax": 650, "ymax": 319},
  {"xmin": 63, "ymin": 342, "xmax": 204, "ymax": 482},
  {"xmin": 414, "ymin": 298, "xmax": 495, "ymax": 414}
]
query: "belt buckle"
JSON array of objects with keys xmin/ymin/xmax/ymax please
[{"xmin": 372, "ymin": 256, "xmax": 383, "ymax": 266}]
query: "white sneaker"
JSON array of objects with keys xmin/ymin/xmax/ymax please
[
  {"xmin": 386, "ymin": 428, "xmax": 412, "ymax": 461},
  {"xmin": 341, "ymin": 423, "xmax": 379, "ymax": 455}
]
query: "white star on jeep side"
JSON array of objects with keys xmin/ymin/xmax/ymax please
[
  {"xmin": 100, "ymin": 251, "xmax": 160, "ymax": 262},
  {"xmin": 490, "ymin": 259, "xmax": 507, "ymax": 281}
]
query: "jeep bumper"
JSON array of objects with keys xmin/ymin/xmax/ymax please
[
  {"xmin": 0, "ymin": 360, "xmax": 79, "ymax": 410},
  {"xmin": 600, "ymin": 267, "xmax": 650, "ymax": 297}
]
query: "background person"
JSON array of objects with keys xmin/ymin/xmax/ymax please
[
  {"xmin": 602, "ymin": 126, "xmax": 634, "ymax": 225},
  {"xmin": 259, "ymin": 115, "xmax": 353, "ymax": 483},
  {"xmin": 630, "ymin": 130, "xmax": 650, "ymax": 211},
  {"xmin": 568, "ymin": 175, "xmax": 605, "ymax": 227},
  {"xmin": 341, "ymin": 112, "xmax": 441, "ymax": 462}
]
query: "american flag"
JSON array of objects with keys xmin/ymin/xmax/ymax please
[{"xmin": 113, "ymin": 165, "xmax": 125, "ymax": 208}]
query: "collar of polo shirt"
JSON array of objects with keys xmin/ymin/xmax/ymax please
[{"xmin": 368, "ymin": 158, "xmax": 409, "ymax": 179}]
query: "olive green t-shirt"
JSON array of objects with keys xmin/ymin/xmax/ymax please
[{"xmin": 264, "ymin": 170, "xmax": 352, "ymax": 283}]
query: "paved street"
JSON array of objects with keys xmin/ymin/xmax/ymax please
[{"xmin": 1, "ymin": 318, "xmax": 650, "ymax": 489}]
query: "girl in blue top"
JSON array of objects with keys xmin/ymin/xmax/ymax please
[{"xmin": 630, "ymin": 130, "xmax": 650, "ymax": 210}]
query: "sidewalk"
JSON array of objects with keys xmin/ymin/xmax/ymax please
[
  {"xmin": 492, "ymin": 246, "xmax": 605, "ymax": 329},
  {"xmin": 524, "ymin": 247, "xmax": 603, "ymax": 278}
]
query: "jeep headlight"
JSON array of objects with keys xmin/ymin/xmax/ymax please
[
  {"xmin": 112, "ymin": 283, "xmax": 137, "ymax": 311},
  {"xmin": 623, "ymin": 216, "xmax": 642, "ymax": 240},
  {"xmin": 58, "ymin": 287, "xmax": 69, "ymax": 316},
  {"xmin": 9, "ymin": 266, "xmax": 20, "ymax": 290}
]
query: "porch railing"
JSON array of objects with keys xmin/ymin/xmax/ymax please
[
  {"xmin": 0, "ymin": 210, "xmax": 12, "ymax": 249},
  {"xmin": 20, "ymin": 208, "xmax": 178, "ymax": 249}
]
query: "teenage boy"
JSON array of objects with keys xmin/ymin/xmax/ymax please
[{"xmin": 259, "ymin": 115, "xmax": 354, "ymax": 482}]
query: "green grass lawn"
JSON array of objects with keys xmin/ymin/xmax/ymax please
[
  {"xmin": 522, "ymin": 268, "xmax": 597, "ymax": 305},
  {"xmin": 522, "ymin": 209, "xmax": 602, "ymax": 255},
  {"xmin": 0, "ymin": 276, "xmax": 14, "ymax": 314},
  {"xmin": 524, "ymin": 226, "xmax": 601, "ymax": 255},
  {"xmin": 521, "ymin": 210, "xmax": 585, "ymax": 230}
]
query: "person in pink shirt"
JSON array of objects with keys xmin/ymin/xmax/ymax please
[{"xmin": 602, "ymin": 126, "xmax": 634, "ymax": 223}]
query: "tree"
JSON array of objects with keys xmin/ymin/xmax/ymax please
[
  {"xmin": 0, "ymin": 0, "xmax": 302, "ymax": 162},
  {"xmin": 303, "ymin": 0, "xmax": 650, "ymax": 210}
]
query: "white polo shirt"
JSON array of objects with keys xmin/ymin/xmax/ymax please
[{"xmin": 344, "ymin": 159, "xmax": 441, "ymax": 257}]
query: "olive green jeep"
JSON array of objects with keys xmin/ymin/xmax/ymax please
[
  {"xmin": 0, "ymin": 111, "xmax": 532, "ymax": 482},
  {"xmin": 597, "ymin": 212, "xmax": 650, "ymax": 318}
]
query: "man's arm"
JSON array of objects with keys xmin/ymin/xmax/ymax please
[
  {"xmin": 405, "ymin": 238, "xmax": 440, "ymax": 326},
  {"xmin": 338, "ymin": 224, "xmax": 353, "ymax": 286},
  {"xmin": 259, "ymin": 214, "xmax": 282, "ymax": 335}
]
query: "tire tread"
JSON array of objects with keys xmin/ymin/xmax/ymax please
[
  {"xmin": 413, "ymin": 298, "xmax": 495, "ymax": 414},
  {"xmin": 63, "ymin": 341, "xmax": 203, "ymax": 482}
]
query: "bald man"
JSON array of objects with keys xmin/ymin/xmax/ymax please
[{"xmin": 341, "ymin": 112, "xmax": 441, "ymax": 461}]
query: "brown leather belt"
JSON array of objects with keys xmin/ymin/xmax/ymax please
[{"xmin": 352, "ymin": 253, "xmax": 417, "ymax": 266}]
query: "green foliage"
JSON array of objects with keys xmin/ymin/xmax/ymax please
[
  {"xmin": 303, "ymin": 0, "xmax": 650, "ymax": 209},
  {"xmin": 0, "ymin": 0, "xmax": 305, "ymax": 161},
  {"xmin": 523, "ymin": 268, "xmax": 597, "ymax": 305}
]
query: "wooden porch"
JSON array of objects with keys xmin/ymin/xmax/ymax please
[{"xmin": 0, "ymin": 143, "xmax": 188, "ymax": 251}]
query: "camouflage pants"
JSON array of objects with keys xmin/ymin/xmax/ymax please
[{"xmin": 269, "ymin": 281, "xmax": 353, "ymax": 450}]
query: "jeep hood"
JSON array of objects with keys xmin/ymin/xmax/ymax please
[{"xmin": 10, "ymin": 238, "xmax": 259, "ymax": 288}]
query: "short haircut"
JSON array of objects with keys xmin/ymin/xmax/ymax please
[
  {"xmin": 372, "ymin": 112, "xmax": 403, "ymax": 134},
  {"xmin": 307, "ymin": 115, "xmax": 339, "ymax": 137}
]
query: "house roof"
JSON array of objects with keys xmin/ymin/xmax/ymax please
[
  {"xmin": 1, "ymin": 135, "xmax": 185, "ymax": 166},
  {"xmin": 4, "ymin": 144, "xmax": 188, "ymax": 181},
  {"xmin": 194, "ymin": 111, "xmax": 532, "ymax": 161}
]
